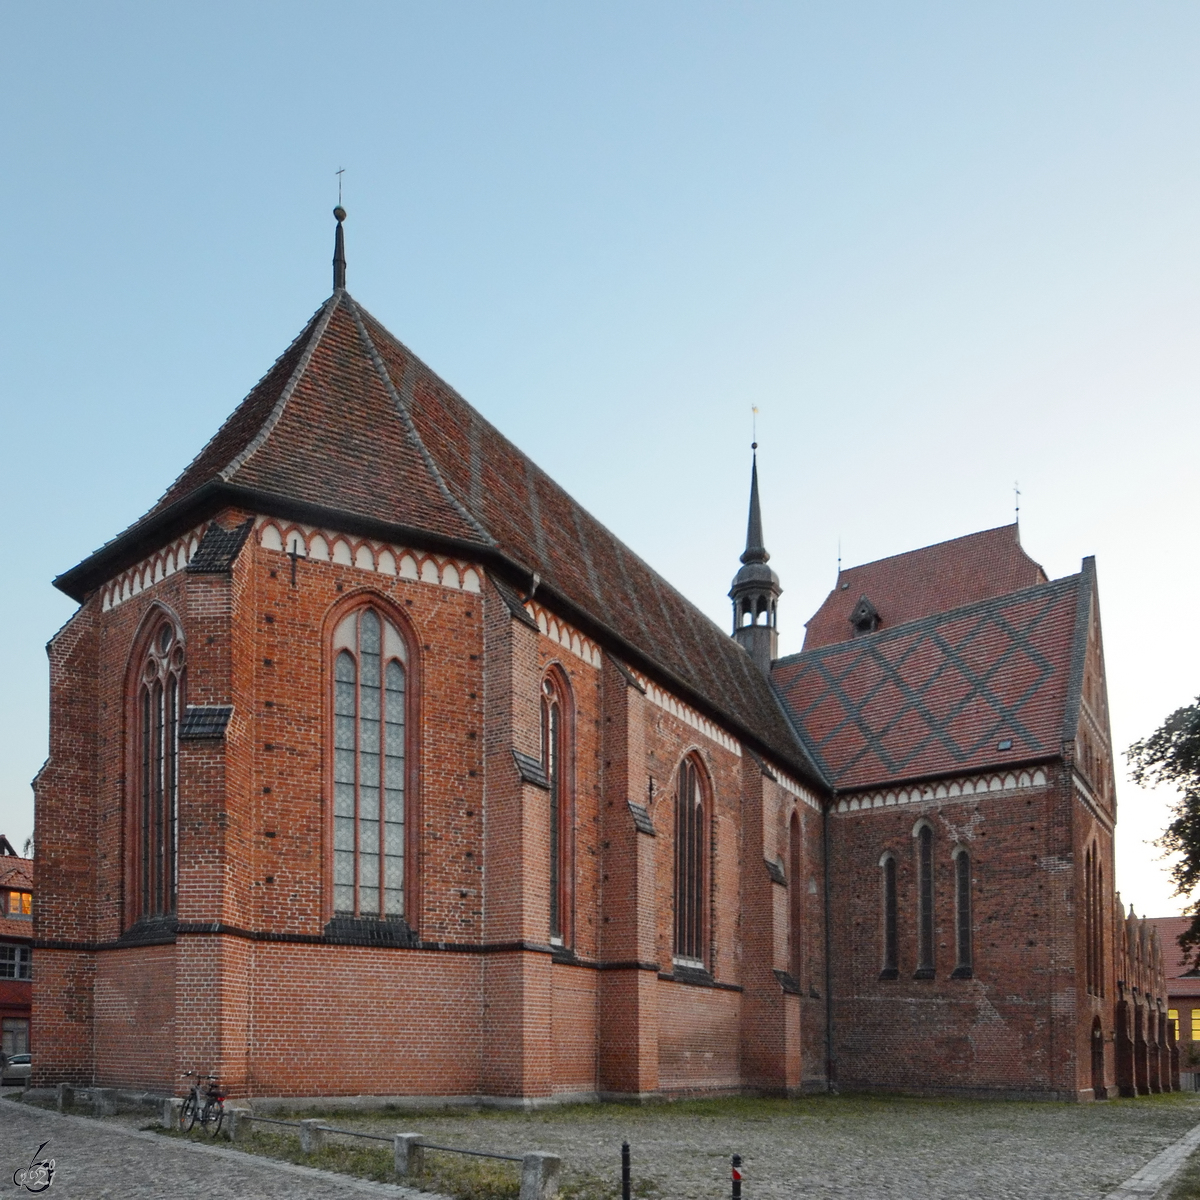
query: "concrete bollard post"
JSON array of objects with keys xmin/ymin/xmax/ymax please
[
  {"xmin": 298, "ymin": 1119, "xmax": 327, "ymax": 1155},
  {"xmin": 393, "ymin": 1133, "xmax": 426, "ymax": 1178},
  {"xmin": 225, "ymin": 1107, "xmax": 252, "ymax": 1143},
  {"xmin": 161, "ymin": 1097, "xmax": 184, "ymax": 1130},
  {"xmin": 520, "ymin": 1152, "xmax": 562, "ymax": 1200},
  {"xmin": 92, "ymin": 1088, "xmax": 117, "ymax": 1117},
  {"xmin": 55, "ymin": 1083, "xmax": 74, "ymax": 1112}
]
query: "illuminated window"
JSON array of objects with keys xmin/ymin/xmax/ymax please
[
  {"xmin": 1191, "ymin": 1010, "xmax": 1200, "ymax": 1043},
  {"xmin": 332, "ymin": 606, "xmax": 410, "ymax": 919},
  {"xmin": 7, "ymin": 892, "xmax": 31, "ymax": 918},
  {"xmin": 1169, "ymin": 1009, "xmax": 1179, "ymax": 1039}
]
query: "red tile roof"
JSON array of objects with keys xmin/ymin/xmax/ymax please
[
  {"xmin": 0, "ymin": 854, "xmax": 33, "ymax": 942},
  {"xmin": 1147, "ymin": 917, "xmax": 1200, "ymax": 997},
  {"xmin": 804, "ymin": 525, "xmax": 1048, "ymax": 650},
  {"xmin": 55, "ymin": 293, "xmax": 814, "ymax": 778},
  {"xmin": 773, "ymin": 572, "xmax": 1083, "ymax": 790}
]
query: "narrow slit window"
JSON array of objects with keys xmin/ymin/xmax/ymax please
[
  {"xmin": 916, "ymin": 825, "xmax": 934, "ymax": 976},
  {"xmin": 953, "ymin": 850, "xmax": 972, "ymax": 977},
  {"xmin": 881, "ymin": 855, "xmax": 898, "ymax": 977}
]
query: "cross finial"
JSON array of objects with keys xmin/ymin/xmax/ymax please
[
  {"xmin": 751, "ymin": 405, "xmax": 759, "ymax": 449},
  {"xmin": 336, "ymin": 166, "xmax": 345, "ymax": 206},
  {"xmin": 1014, "ymin": 480, "xmax": 1021, "ymax": 524}
]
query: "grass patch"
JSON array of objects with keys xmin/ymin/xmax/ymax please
[{"xmin": 1171, "ymin": 1147, "xmax": 1200, "ymax": 1199}]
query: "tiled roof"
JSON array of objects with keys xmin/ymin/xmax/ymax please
[
  {"xmin": 56, "ymin": 292, "xmax": 814, "ymax": 778},
  {"xmin": 773, "ymin": 573, "xmax": 1082, "ymax": 791},
  {"xmin": 1147, "ymin": 917, "xmax": 1200, "ymax": 997},
  {"xmin": 803, "ymin": 524, "xmax": 1048, "ymax": 650},
  {"xmin": 0, "ymin": 856, "xmax": 32, "ymax": 891}
]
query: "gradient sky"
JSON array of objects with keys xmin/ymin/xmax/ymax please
[{"xmin": 2, "ymin": 2, "xmax": 1198, "ymax": 916}]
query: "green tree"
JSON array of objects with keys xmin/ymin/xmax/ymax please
[{"xmin": 1129, "ymin": 696, "xmax": 1200, "ymax": 961}]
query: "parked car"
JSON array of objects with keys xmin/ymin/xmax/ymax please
[{"xmin": 2, "ymin": 1053, "xmax": 31, "ymax": 1086}]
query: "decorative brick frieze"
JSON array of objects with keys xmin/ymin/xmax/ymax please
[{"xmin": 834, "ymin": 766, "xmax": 1050, "ymax": 813}]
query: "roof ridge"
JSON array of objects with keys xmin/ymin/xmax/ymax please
[
  {"xmin": 836, "ymin": 523, "xmax": 1023, "ymax": 576},
  {"xmin": 345, "ymin": 296, "xmax": 496, "ymax": 549},
  {"xmin": 217, "ymin": 292, "xmax": 342, "ymax": 483},
  {"xmin": 777, "ymin": 571, "xmax": 1082, "ymax": 667}
]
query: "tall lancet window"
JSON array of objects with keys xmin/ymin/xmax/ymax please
[
  {"xmin": 915, "ymin": 823, "xmax": 935, "ymax": 977},
  {"xmin": 674, "ymin": 756, "xmax": 707, "ymax": 965},
  {"xmin": 541, "ymin": 670, "xmax": 572, "ymax": 944},
  {"xmin": 134, "ymin": 617, "xmax": 184, "ymax": 920},
  {"xmin": 333, "ymin": 607, "xmax": 409, "ymax": 920}
]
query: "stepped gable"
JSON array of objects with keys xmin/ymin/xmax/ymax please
[
  {"xmin": 803, "ymin": 524, "xmax": 1047, "ymax": 650},
  {"xmin": 773, "ymin": 572, "xmax": 1082, "ymax": 791},
  {"xmin": 57, "ymin": 291, "xmax": 815, "ymax": 779}
]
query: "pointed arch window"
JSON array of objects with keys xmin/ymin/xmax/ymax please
[
  {"xmin": 674, "ymin": 756, "xmax": 707, "ymax": 966},
  {"xmin": 789, "ymin": 811, "xmax": 803, "ymax": 984},
  {"xmin": 133, "ymin": 617, "xmax": 184, "ymax": 921},
  {"xmin": 332, "ymin": 607, "xmax": 409, "ymax": 920},
  {"xmin": 541, "ymin": 670, "xmax": 573, "ymax": 944},
  {"xmin": 952, "ymin": 848, "xmax": 973, "ymax": 978},
  {"xmin": 915, "ymin": 823, "xmax": 935, "ymax": 978},
  {"xmin": 880, "ymin": 853, "xmax": 899, "ymax": 979}
]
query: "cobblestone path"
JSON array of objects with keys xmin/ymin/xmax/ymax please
[
  {"xmin": 0, "ymin": 1101, "xmax": 431, "ymax": 1200},
  {"xmin": 281, "ymin": 1092, "xmax": 1200, "ymax": 1200}
]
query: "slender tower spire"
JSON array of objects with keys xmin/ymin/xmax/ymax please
[
  {"xmin": 333, "ymin": 206, "xmax": 347, "ymax": 291},
  {"xmin": 729, "ymin": 442, "xmax": 782, "ymax": 674}
]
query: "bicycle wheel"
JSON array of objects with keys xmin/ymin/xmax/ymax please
[
  {"xmin": 180, "ymin": 1092, "xmax": 198, "ymax": 1131},
  {"xmin": 202, "ymin": 1098, "xmax": 224, "ymax": 1137}
]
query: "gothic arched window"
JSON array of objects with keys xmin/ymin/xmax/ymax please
[
  {"xmin": 541, "ymin": 670, "xmax": 572, "ymax": 944},
  {"xmin": 332, "ymin": 606, "xmax": 410, "ymax": 920},
  {"xmin": 952, "ymin": 848, "xmax": 972, "ymax": 978},
  {"xmin": 674, "ymin": 756, "xmax": 707, "ymax": 965},
  {"xmin": 133, "ymin": 616, "xmax": 184, "ymax": 921},
  {"xmin": 915, "ymin": 823, "xmax": 935, "ymax": 978},
  {"xmin": 789, "ymin": 811, "xmax": 803, "ymax": 984},
  {"xmin": 880, "ymin": 853, "xmax": 899, "ymax": 979}
]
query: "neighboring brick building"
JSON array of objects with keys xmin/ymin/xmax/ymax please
[
  {"xmin": 1147, "ymin": 916, "xmax": 1199, "ymax": 1086},
  {"xmin": 32, "ymin": 212, "xmax": 1168, "ymax": 1102},
  {"xmin": 1, "ymin": 835, "xmax": 34, "ymax": 1058}
]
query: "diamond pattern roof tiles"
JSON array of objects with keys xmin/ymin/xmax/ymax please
[{"xmin": 773, "ymin": 574, "xmax": 1080, "ymax": 790}]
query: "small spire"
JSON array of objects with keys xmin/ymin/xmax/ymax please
[
  {"xmin": 741, "ymin": 443, "xmax": 768, "ymax": 565},
  {"xmin": 333, "ymin": 206, "xmax": 347, "ymax": 291}
]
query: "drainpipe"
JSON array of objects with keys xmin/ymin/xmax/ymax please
[{"xmin": 823, "ymin": 799, "xmax": 836, "ymax": 1092}]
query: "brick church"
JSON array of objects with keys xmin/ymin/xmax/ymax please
[{"xmin": 33, "ymin": 211, "xmax": 1172, "ymax": 1102}]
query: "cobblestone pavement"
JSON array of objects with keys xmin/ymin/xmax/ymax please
[
  {"xmin": 247, "ymin": 1091, "xmax": 1200, "ymax": 1200},
  {"xmin": 0, "ymin": 1099, "xmax": 435, "ymax": 1200}
]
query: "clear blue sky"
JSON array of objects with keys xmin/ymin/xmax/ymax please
[{"xmin": 2, "ymin": 2, "xmax": 1198, "ymax": 915}]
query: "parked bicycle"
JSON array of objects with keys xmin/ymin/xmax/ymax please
[{"xmin": 180, "ymin": 1072, "xmax": 224, "ymax": 1136}]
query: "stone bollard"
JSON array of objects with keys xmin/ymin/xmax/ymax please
[
  {"xmin": 225, "ymin": 1107, "xmax": 252, "ymax": 1143},
  {"xmin": 520, "ymin": 1152, "xmax": 562, "ymax": 1200},
  {"xmin": 161, "ymin": 1097, "xmax": 184, "ymax": 1130},
  {"xmin": 92, "ymin": 1088, "xmax": 117, "ymax": 1117},
  {"xmin": 298, "ymin": 1119, "xmax": 327, "ymax": 1155},
  {"xmin": 393, "ymin": 1133, "xmax": 426, "ymax": 1178},
  {"xmin": 55, "ymin": 1083, "xmax": 74, "ymax": 1112}
]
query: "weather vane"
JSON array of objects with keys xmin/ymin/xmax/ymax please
[
  {"xmin": 751, "ymin": 405, "xmax": 759, "ymax": 449},
  {"xmin": 1014, "ymin": 480, "xmax": 1021, "ymax": 523},
  {"xmin": 336, "ymin": 167, "xmax": 345, "ymax": 206}
]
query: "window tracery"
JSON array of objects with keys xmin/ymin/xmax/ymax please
[{"xmin": 674, "ymin": 756, "xmax": 707, "ymax": 966}]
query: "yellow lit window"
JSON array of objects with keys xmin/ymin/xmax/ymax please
[
  {"xmin": 6, "ymin": 892, "xmax": 31, "ymax": 917},
  {"xmin": 1191, "ymin": 1010, "xmax": 1200, "ymax": 1042},
  {"xmin": 1169, "ymin": 1009, "xmax": 1179, "ymax": 1039}
]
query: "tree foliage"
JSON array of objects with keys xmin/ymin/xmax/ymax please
[{"xmin": 1129, "ymin": 696, "xmax": 1200, "ymax": 962}]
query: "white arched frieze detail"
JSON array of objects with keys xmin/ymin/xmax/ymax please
[
  {"xmin": 261, "ymin": 524, "xmax": 284, "ymax": 552},
  {"xmin": 332, "ymin": 539, "xmax": 353, "ymax": 565},
  {"xmin": 420, "ymin": 559, "xmax": 439, "ymax": 585},
  {"xmin": 96, "ymin": 525, "xmax": 206, "ymax": 612},
  {"xmin": 462, "ymin": 568, "xmax": 481, "ymax": 593},
  {"xmin": 377, "ymin": 549, "xmax": 396, "ymax": 576},
  {"xmin": 399, "ymin": 554, "xmax": 418, "ymax": 580},
  {"xmin": 309, "ymin": 534, "xmax": 330, "ymax": 561},
  {"xmin": 442, "ymin": 564, "xmax": 460, "ymax": 589},
  {"xmin": 642, "ymin": 680, "xmax": 742, "ymax": 757},
  {"xmin": 834, "ymin": 765, "xmax": 1054, "ymax": 815},
  {"xmin": 354, "ymin": 544, "xmax": 374, "ymax": 571},
  {"xmin": 523, "ymin": 601, "xmax": 604, "ymax": 674}
]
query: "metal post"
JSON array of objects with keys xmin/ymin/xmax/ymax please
[
  {"xmin": 622, "ymin": 1141, "xmax": 631, "ymax": 1200},
  {"xmin": 731, "ymin": 1153, "xmax": 742, "ymax": 1200}
]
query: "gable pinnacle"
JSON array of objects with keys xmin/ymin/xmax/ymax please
[{"xmin": 333, "ymin": 206, "xmax": 347, "ymax": 291}]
